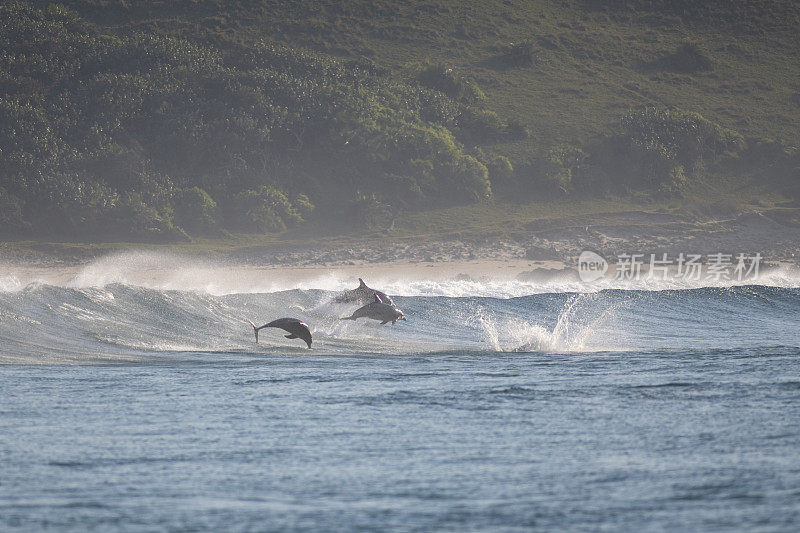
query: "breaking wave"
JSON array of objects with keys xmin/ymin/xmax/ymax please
[
  {"xmin": 4, "ymin": 250, "xmax": 800, "ymax": 298},
  {"xmin": 1, "ymin": 251, "xmax": 799, "ymax": 363}
]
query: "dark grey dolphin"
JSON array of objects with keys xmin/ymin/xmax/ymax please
[
  {"xmin": 341, "ymin": 294, "xmax": 406, "ymax": 325},
  {"xmin": 248, "ymin": 318, "xmax": 312, "ymax": 348},
  {"xmin": 333, "ymin": 278, "xmax": 394, "ymax": 306}
]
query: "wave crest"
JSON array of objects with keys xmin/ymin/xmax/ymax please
[
  {"xmin": 472, "ymin": 294, "xmax": 621, "ymax": 353},
  {"xmin": 4, "ymin": 250, "xmax": 800, "ymax": 298}
]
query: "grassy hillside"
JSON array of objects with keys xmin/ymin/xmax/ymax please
[
  {"xmin": 2, "ymin": 0, "xmax": 799, "ymax": 243},
  {"xmin": 60, "ymin": 0, "xmax": 800, "ymax": 156},
  {"xmin": 1, "ymin": 2, "xmax": 505, "ymax": 240}
]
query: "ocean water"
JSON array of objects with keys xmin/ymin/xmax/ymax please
[{"xmin": 1, "ymin": 254, "xmax": 800, "ymax": 531}]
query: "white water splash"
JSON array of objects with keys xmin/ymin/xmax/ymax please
[
  {"xmin": 3, "ymin": 250, "xmax": 800, "ymax": 297},
  {"xmin": 473, "ymin": 294, "xmax": 623, "ymax": 353},
  {"xmin": 0, "ymin": 275, "xmax": 22, "ymax": 292}
]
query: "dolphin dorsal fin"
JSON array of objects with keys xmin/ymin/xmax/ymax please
[{"xmin": 358, "ymin": 278, "xmax": 367, "ymax": 288}]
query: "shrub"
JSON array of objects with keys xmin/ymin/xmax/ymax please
[
  {"xmin": 507, "ymin": 118, "xmax": 531, "ymax": 139},
  {"xmin": 658, "ymin": 164, "xmax": 688, "ymax": 197},
  {"xmin": 232, "ymin": 186, "xmax": 303, "ymax": 233},
  {"xmin": 381, "ymin": 173, "xmax": 424, "ymax": 206},
  {"xmin": 111, "ymin": 192, "xmax": 188, "ymax": 242},
  {"xmin": 457, "ymin": 107, "xmax": 505, "ymax": 142},
  {"xmin": 487, "ymin": 155, "xmax": 514, "ymax": 183},
  {"xmin": 619, "ymin": 107, "xmax": 743, "ymax": 187},
  {"xmin": 546, "ymin": 145, "xmax": 586, "ymax": 192},
  {"xmin": 172, "ymin": 187, "xmax": 220, "ymax": 235},
  {"xmin": 413, "ymin": 61, "xmax": 485, "ymax": 103},
  {"xmin": 493, "ymin": 41, "xmax": 534, "ymax": 68},
  {"xmin": 441, "ymin": 154, "xmax": 492, "ymax": 201},
  {"xmin": 653, "ymin": 42, "xmax": 713, "ymax": 73},
  {"xmin": 293, "ymin": 193, "xmax": 315, "ymax": 219},
  {"xmin": 346, "ymin": 192, "xmax": 391, "ymax": 229}
]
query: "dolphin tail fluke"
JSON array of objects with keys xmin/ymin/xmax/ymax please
[{"xmin": 248, "ymin": 319, "xmax": 260, "ymax": 343}]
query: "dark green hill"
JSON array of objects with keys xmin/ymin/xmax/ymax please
[
  {"xmin": 58, "ymin": 0, "xmax": 800, "ymax": 150},
  {"xmin": 2, "ymin": 1, "xmax": 798, "ymax": 242},
  {"xmin": 1, "ymin": 2, "xmax": 507, "ymax": 240}
]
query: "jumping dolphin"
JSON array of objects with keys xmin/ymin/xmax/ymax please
[
  {"xmin": 248, "ymin": 318, "xmax": 312, "ymax": 348},
  {"xmin": 333, "ymin": 278, "xmax": 394, "ymax": 306},
  {"xmin": 341, "ymin": 294, "xmax": 406, "ymax": 325}
]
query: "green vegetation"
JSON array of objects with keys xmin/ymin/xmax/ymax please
[
  {"xmin": 1, "ymin": 0, "xmax": 799, "ymax": 243},
  {"xmin": 0, "ymin": 2, "xmax": 497, "ymax": 240}
]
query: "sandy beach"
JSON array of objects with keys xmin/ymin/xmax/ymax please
[{"xmin": 2, "ymin": 209, "xmax": 799, "ymax": 291}]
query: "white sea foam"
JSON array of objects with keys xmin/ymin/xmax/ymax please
[
  {"xmin": 471, "ymin": 294, "xmax": 624, "ymax": 353},
  {"xmin": 2, "ymin": 250, "xmax": 799, "ymax": 297},
  {"xmin": 0, "ymin": 274, "xmax": 22, "ymax": 292},
  {"xmin": 1, "ymin": 265, "xmax": 797, "ymax": 364}
]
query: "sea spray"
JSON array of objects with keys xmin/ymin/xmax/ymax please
[
  {"xmin": 4, "ymin": 250, "xmax": 798, "ymax": 297},
  {"xmin": 470, "ymin": 293, "xmax": 622, "ymax": 353},
  {"xmin": 0, "ymin": 275, "xmax": 22, "ymax": 292}
]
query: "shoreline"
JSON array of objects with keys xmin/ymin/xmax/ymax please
[
  {"xmin": 2, "ymin": 253, "xmax": 797, "ymax": 296},
  {"xmin": 2, "ymin": 209, "xmax": 799, "ymax": 288},
  {"xmin": 1, "ymin": 256, "xmax": 562, "ymax": 290}
]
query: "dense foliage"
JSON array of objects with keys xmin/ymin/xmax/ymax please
[
  {"xmin": 613, "ymin": 108, "xmax": 744, "ymax": 194},
  {"xmin": 509, "ymin": 108, "xmax": 758, "ymax": 200},
  {"xmin": 2, "ymin": 1, "xmax": 797, "ymax": 241},
  {"xmin": 0, "ymin": 3, "xmax": 498, "ymax": 240}
]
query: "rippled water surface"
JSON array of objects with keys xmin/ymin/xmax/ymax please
[{"xmin": 1, "ymin": 255, "xmax": 799, "ymax": 531}]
